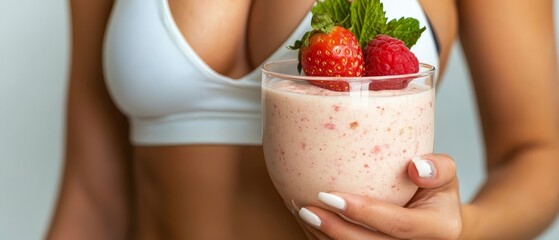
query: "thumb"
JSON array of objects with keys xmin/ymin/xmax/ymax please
[{"xmin": 407, "ymin": 154, "xmax": 456, "ymax": 189}]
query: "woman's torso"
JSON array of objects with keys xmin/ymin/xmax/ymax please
[{"xmin": 103, "ymin": 0, "xmax": 457, "ymax": 239}]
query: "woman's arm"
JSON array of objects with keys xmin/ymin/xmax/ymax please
[
  {"xmin": 457, "ymin": 0, "xmax": 559, "ymax": 238},
  {"xmin": 46, "ymin": 1, "xmax": 133, "ymax": 239}
]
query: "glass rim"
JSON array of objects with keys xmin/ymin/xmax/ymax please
[{"xmin": 262, "ymin": 59, "xmax": 436, "ymax": 82}]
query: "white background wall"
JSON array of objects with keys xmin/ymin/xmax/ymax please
[{"xmin": 0, "ymin": 1, "xmax": 558, "ymax": 239}]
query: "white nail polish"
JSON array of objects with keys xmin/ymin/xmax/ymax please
[
  {"xmin": 289, "ymin": 200, "xmax": 299, "ymax": 216},
  {"xmin": 412, "ymin": 157, "xmax": 435, "ymax": 178},
  {"xmin": 318, "ymin": 192, "xmax": 346, "ymax": 210},
  {"xmin": 299, "ymin": 207, "xmax": 321, "ymax": 228}
]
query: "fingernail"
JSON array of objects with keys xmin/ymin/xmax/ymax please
[
  {"xmin": 290, "ymin": 199, "xmax": 299, "ymax": 216},
  {"xmin": 318, "ymin": 192, "xmax": 346, "ymax": 210},
  {"xmin": 299, "ymin": 207, "xmax": 321, "ymax": 228},
  {"xmin": 412, "ymin": 157, "xmax": 435, "ymax": 178}
]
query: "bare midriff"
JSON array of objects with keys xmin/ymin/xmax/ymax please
[{"xmin": 131, "ymin": 145, "xmax": 307, "ymax": 240}]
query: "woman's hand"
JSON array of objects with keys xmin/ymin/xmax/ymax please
[{"xmin": 298, "ymin": 154, "xmax": 462, "ymax": 240}]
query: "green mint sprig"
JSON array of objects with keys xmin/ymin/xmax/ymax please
[
  {"xmin": 311, "ymin": 0, "xmax": 351, "ymax": 29},
  {"xmin": 310, "ymin": 0, "xmax": 426, "ymax": 49},
  {"xmin": 385, "ymin": 17, "xmax": 425, "ymax": 48}
]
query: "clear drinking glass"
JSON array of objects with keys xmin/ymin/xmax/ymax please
[{"xmin": 261, "ymin": 59, "xmax": 436, "ymax": 211}]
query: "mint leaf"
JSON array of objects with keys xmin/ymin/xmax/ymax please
[
  {"xmin": 312, "ymin": 0, "xmax": 351, "ymax": 28},
  {"xmin": 311, "ymin": 14, "xmax": 335, "ymax": 33},
  {"xmin": 385, "ymin": 17, "xmax": 426, "ymax": 48},
  {"xmin": 350, "ymin": 0, "xmax": 387, "ymax": 48},
  {"xmin": 309, "ymin": 0, "xmax": 425, "ymax": 49}
]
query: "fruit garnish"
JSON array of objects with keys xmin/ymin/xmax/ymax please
[
  {"xmin": 289, "ymin": 14, "xmax": 364, "ymax": 92},
  {"xmin": 291, "ymin": 0, "xmax": 427, "ymax": 91},
  {"xmin": 364, "ymin": 34, "xmax": 419, "ymax": 90}
]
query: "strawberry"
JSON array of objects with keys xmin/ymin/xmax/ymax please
[
  {"xmin": 363, "ymin": 34, "xmax": 419, "ymax": 91},
  {"xmin": 300, "ymin": 26, "xmax": 364, "ymax": 78},
  {"xmin": 290, "ymin": 15, "xmax": 364, "ymax": 92},
  {"xmin": 291, "ymin": 0, "xmax": 426, "ymax": 91}
]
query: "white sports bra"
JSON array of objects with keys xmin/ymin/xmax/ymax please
[{"xmin": 103, "ymin": 0, "xmax": 439, "ymax": 146}]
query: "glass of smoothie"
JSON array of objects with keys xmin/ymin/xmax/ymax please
[{"xmin": 261, "ymin": 59, "xmax": 436, "ymax": 211}]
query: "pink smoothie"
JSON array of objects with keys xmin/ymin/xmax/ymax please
[{"xmin": 262, "ymin": 80, "xmax": 435, "ymax": 209}]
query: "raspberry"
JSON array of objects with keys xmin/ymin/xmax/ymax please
[{"xmin": 363, "ymin": 34, "xmax": 419, "ymax": 90}]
